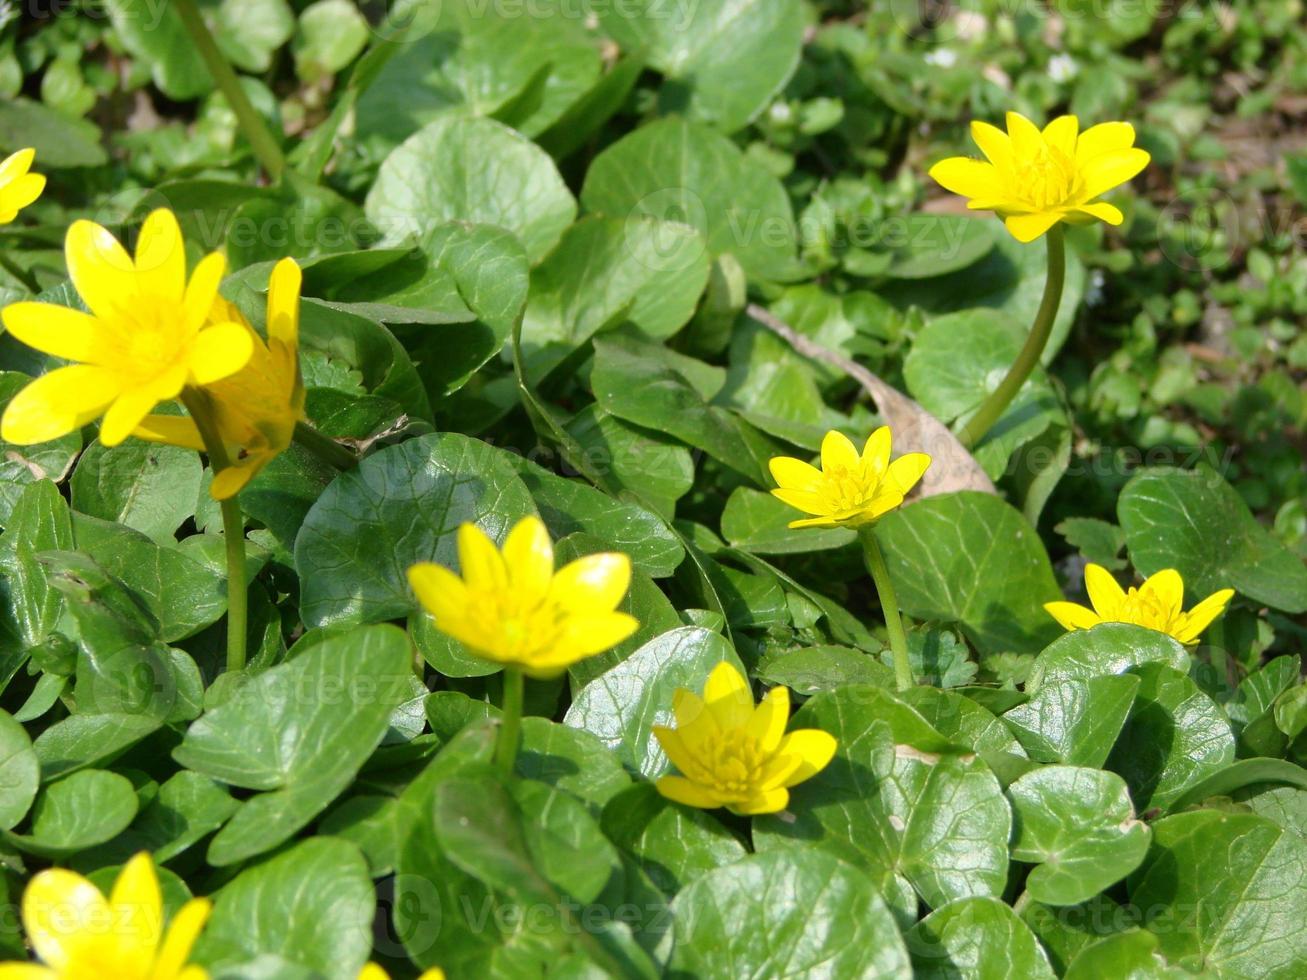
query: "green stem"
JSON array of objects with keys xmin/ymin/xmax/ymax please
[
  {"xmin": 181, "ymin": 390, "xmax": 248, "ymax": 673},
  {"xmin": 860, "ymin": 527, "xmax": 913, "ymax": 692},
  {"xmin": 293, "ymin": 420, "xmax": 358, "ymax": 469},
  {"xmin": 958, "ymin": 224, "xmax": 1066, "ymax": 448},
  {"xmin": 174, "ymin": 0, "xmax": 286, "ymax": 181},
  {"xmin": 495, "ymin": 670, "xmax": 525, "ymax": 775}
]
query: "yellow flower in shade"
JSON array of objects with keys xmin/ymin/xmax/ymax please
[
  {"xmin": 653, "ymin": 662, "xmax": 836, "ymax": 816},
  {"xmin": 0, "ymin": 209, "xmax": 252, "ymax": 447},
  {"xmin": 1045, "ymin": 564, "xmax": 1235, "ymax": 645},
  {"xmin": 0, "ymin": 148, "xmax": 45, "ymax": 224},
  {"xmin": 358, "ymin": 965, "xmax": 444, "ymax": 980},
  {"xmin": 769, "ymin": 427, "xmax": 931, "ymax": 530},
  {"xmin": 134, "ymin": 258, "xmax": 306, "ymax": 499},
  {"xmin": 928, "ymin": 112, "xmax": 1151, "ymax": 243},
  {"xmin": 0, "ymin": 852, "xmax": 211, "ymax": 980},
  {"xmin": 407, "ymin": 516, "xmax": 639, "ymax": 678}
]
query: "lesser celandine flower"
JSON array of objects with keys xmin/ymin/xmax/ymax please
[
  {"xmin": 0, "ymin": 209, "xmax": 252, "ymax": 447},
  {"xmin": 654, "ymin": 662, "xmax": 836, "ymax": 816},
  {"xmin": 1045, "ymin": 564, "xmax": 1234, "ymax": 645},
  {"xmin": 0, "ymin": 852, "xmax": 210, "ymax": 979},
  {"xmin": 928, "ymin": 112, "xmax": 1150, "ymax": 243},
  {"xmin": 769, "ymin": 427, "xmax": 930, "ymax": 529},
  {"xmin": 135, "ymin": 258, "xmax": 305, "ymax": 499},
  {"xmin": 0, "ymin": 148, "xmax": 45, "ymax": 225}
]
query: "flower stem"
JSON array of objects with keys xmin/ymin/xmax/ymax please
[
  {"xmin": 293, "ymin": 420, "xmax": 358, "ymax": 470},
  {"xmin": 181, "ymin": 390, "xmax": 248, "ymax": 674},
  {"xmin": 173, "ymin": 0, "xmax": 285, "ymax": 181},
  {"xmin": 860, "ymin": 527, "xmax": 913, "ymax": 692},
  {"xmin": 958, "ymin": 225, "xmax": 1066, "ymax": 449},
  {"xmin": 495, "ymin": 670, "xmax": 525, "ymax": 775}
]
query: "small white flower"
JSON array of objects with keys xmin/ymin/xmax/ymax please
[
  {"xmin": 1049, "ymin": 54, "xmax": 1078, "ymax": 83},
  {"xmin": 924, "ymin": 48, "xmax": 959, "ymax": 69}
]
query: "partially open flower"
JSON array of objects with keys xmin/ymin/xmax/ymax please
[
  {"xmin": 1045, "ymin": 564, "xmax": 1234, "ymax": 645},
  {"xmin": 654, "ymin": 662, "xmax": 837, "ymax": 816},
  {"xmin": 929, "ymin": 112, "xmax": 1150, "ymax": 242},
  {"xmin": 0, "ymin": 148, "xmax": 45, "ymax": 225}
]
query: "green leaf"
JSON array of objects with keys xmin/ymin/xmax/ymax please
[
  {"xmin": 1129, "ymin": 811, "xmax": 1307, "ymax": 977},
  {"xmin": 0, "ymin": 98, "xmax": 107, "ymax": 167},
  {"xmin": 1028, "ymin": 622, "xmax": 1190, "ymax": 690},
  {"xmin": 11, "ymin": 769, "xmax": 138, "ymax": 856},
  {"xmin": 757, "ymin": 645, "xmax": 896, "ymax": 696},
  {"xmin": 0, "ymin": 479, "xmax": 73, "ymax": 651},
  {"xmin": 517, "ymin": 717, "xmax": 632, "ymax": 812},
  {"xmin": 365, "ymin": 116, "xmax": 576, "ymax": 263},
  {"xmin": 295, "ymin": 432, "xmax": 536, "ymax": 627},
  {"xmin": 669, "ymin": 849, "xmax": 911, "ymax": 979},
  {"xmin": 564, "ymin": 626, "xmax": 745, "ymax": 778},
  {"xmin": 173, "ymin": 625, "xmax": 412, "ymax": 865},
  {"xmin": 877, "ymin": 492, "xmax": 1063, "ymax": 655},
  {"xmin": 1165, "ymin": 758, "xmax": 1307, "ymax": 813},
  {"xmin": 208, "ymin": 0, "xmax": 294, "ymax": 72},
  {"xmin": 71, "ymin": 439, "xmax": 202, "ymax": 544},
  {"xmin": 721, "ymin": 487, "xmax": 856, "ymax": 554},
  {"xmin": 600, "ymin": 783, "xmax": 746, "ymax": 894},
  {"xmin": 0, "ymin": 373, "xmax": 80, "ymax": 525},
  {"xmin": 1063, "ymin": 930, "xmax": 1190, "ymax": 980},
  {"xmin": 882, "ymin": 215, "xmax": 996, "ymax": 279},
  {"xmin": 292, "ymin": 0, "xmax": 369, "ymax": 82},
  {"xmin": 195, "ymin": 837, "xmax": 374, "ymax": 979},
  {"xmin": 0, "ymin": 709, "xmax": 39, "ymax": 831},
  {"xmin": 900, "ymin": 687, "xmax": 1030, "ymax": 786},
  {"xmin": 1107, "ymin": 663, "xmax": 1236, "ymax": 812},
  {"xmin": 892, "ymin": 628, "xmax": 980, "ymax": 689},
  {"xmin": 1002, "ymin": 675, "xmax": 1140, "ymax": 768},
  {"xmin": 1055, "ymin": 517, "xmax": 1129, "ymax": 572},
  {"xmin": 90, "ymin": 770, "xmax": 239, "ymax": 866},
  {"xmin": 907, "ymin": 897, "xmax": 1056, "ymax": 980},
  {"xmin": 563, "ymin": 408, "xmax": 695, "ymax": 519},
  {"xmin": 1119, "ymin": 466, "xmax": 1307, "ymax": 614},
  {"xmin": 580, "ymin": 117, "xmax": 800, "ymax": 281},
  {"xmin": 754, "ymin": 685, "xmax": 1011, "ymax": 914},
  {"xmin": 520, "ymin": 215, "xmax": 710, "ymax": 379},
  {"xmin": 1008, "ymin": 766, "xmax": 1151, "ymax": 906}
]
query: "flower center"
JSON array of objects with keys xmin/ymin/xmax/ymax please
[
  {"xmin": 699, "ymin": 729, "xmax": 767, "ymax": 797},
  {"xmin": 822, "ymin": 464, "xmax": 878, "ymax": 512},
  {"xmin": 1012, "ymin": 144, "xmax": 1079, "ymax": 211},
  {"xmin": 1116, "ymin": 587, "xmax": 1177, "ymax": 633},
  {"xmin": 465, "ymin": 593, "xmax": 568, "ymax": 662},
  {"xmin": 118, "ymin": 296, "xmax": 192, "ymax": 380}
]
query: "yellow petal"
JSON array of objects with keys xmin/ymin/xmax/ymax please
[
  {"xmin": 357, "ymin": 967, "xmax": 389, "ymax": 980},
  {"xmin": 502, "ymin": 516, "xmax": 554, "ymax": 599},
  {"xmin": 22, "ymin": 869, "xmax": 109, "ymax": 970},
  {"xmin": 655, "ymin": 775, "xmax": 722, "ymax": 810},
  {"xmin": 653, "ymin": 725, "xmax": 702, "ymax": 778},
  {"xmin": 1176, "ymin": 588, "xmax": 1235, "ymax": 644},
  {"xmin": 1141, "ymin": 568, "xmax": 1184, "ymax": 620},
  {"xmin": 176, "ymin": 968, "xmax": 207, "ymax": 980},
  {"xmin": 408, "ymin": 562, "xmax": 470, "ymax": 624},
  {"xmin": 770, "ymin": 487, "xmax": 828, "ymax": 516},
  {"xmin": 189, "ymin": 321, "xmax": 254, "ymax": 385},
  {"xmin": 788, "ymin": 514, "xmax": 840, "ymax": 530},
  {"xmin": 702, "ymin": 660, "xmax": 753, "ymax": 731},
  {"xmin": 1069, "ymin": 201, "xmax": 1123, "ymax": 225},
  {"xmin": 109, "ymin": 854, "xmax": 163, "ymax": 964},
  {"xmin": 0, "ymin": 365, "xmax": 121, "ymax": 444},
  {"xmin": 860, "ymin": 490, "xmax": 907, "ymax": 522},
  {"xmin": 1076, "ymin": 121, "xmax": 1136, "ymax": 164},
  {"xmin": 1044, "ymin": 600, "xmax": 1102, "ymax": 632},
  {"xmin": 133, "ymin": 415, "xmax": 206, "ymax": 452},
  {"xmin": 266, "ymin": 258, "xmax": 302, "ymax": 347},
  {"xmin": 0, "ymin": 965, "xmax": 56, "ymax": 979},
  {"xmin": 775, "ymin": 729, "xmax": 837, "ymax": 787},
  {"xmin": 65, "ymin": 219, "xmax": 135, "ymax": 321},
  {"xmin": 1079, "ymin": 148, "xmax": 1150, "ymax": 199},
  {"xmin": 1005, "ymin": 111, "xmax": 1044, "ymax": 157},
  {"xmin": 928, "ymin": 158, "xmax": 1003, "ymax": 202},
  {"xmin": 417, "ymin": 970, "xmax": 446, "ymax": 980},
  {"xmin": 553, "ymin": 611, "xmax": 639, "ymax": 657},
  {"xmin": 1084, "ymin": 563, "xmax": 1126, "ymax": 619},
  {"xmin": 0, "ymin": 148, "xmax": 35, "ymax": 183},
  {"xmin": 133, "ymin": 209, "xmax": 186, "ymax": 305},
  {"xmin": 150, "ymin": 897, "xmax": 211, "ymax": 980},
  {"xmin": 0, "ymin": 173, "xmax": 46, "ymax": 213},
  {"xmin": 457, "ymin": 522, "xmax": 508, "ymax": 592},
  {"xmin": 768, "ymin": 455, "xmax": 822, "ymax": 490},
  {"xmin": 2, "ymin": 302, "xmax": 104, "ymax": 363},
  {"xmin": 970, "ymin": 120, "xmax": 1013, "ymax": 169},
  {"xmin": 100, "ymin": 375, "xmax": 180, "ymax": 447},
  {"xmin": 1004, "ymin": 211, "xmax": 1062, "ymax": 243},
  {"xmin": 747, "ymin": 686, "xmax": 789, "ymax": 754},
  {"xmin": 673, "ymin": 688, "xmax": 713, "ymax": 732},
  {"xmin": 819, "ymin": 429, "xmax": 859, "ymax": 473},
  {"xmin": 728, "ymin": 787, "xmax": 789, "ymax": 816},
  {"xmin": 210, "ymin": 462, "xmax": 259, "ymax": 500},
  {"xmin": 1041, "ymin": 115, "xmax": 1079, "ymax": 155},
  {"xmin": 551, "ymin": 552, "xmax": 631, "ymax": 613},
  {"xmin": 886, "ymin": 452, "xmax": 931, "ymax": 495},
  {"xmin": 183, "ymin": 252, "xmax": 228, "ymax": 335},
  {"xmin": 861, "ymin": 426, "xmax": 892, "ymax": 475}
]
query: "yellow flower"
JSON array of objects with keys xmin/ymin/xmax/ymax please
[
  {"xmin": 358, "ymin": 965, "xmax": 444, "ymax": 980},
  {"xmin": 653, "ymin": 662, "xmax": 836, "ymax": 816},
  {"xmin": 769, "ymin": 427, "xmax": 931, "ymax": 530},
  {"xmin": 928, "ymin": 112, "xmax": 1150, "ymax": 243},
  {"xmin": 407, "ymin": 516, "xmax": 639, "ymax": 678},
  {"xmin": 134, "ymin": 258, "xmax": 306, "ymax": 499},
  {"xmin": 0, "ymin": 852, "xmax": 211, "ymax": 980},
  {"xmin": 1045, "ymin": 564, "xmax": 1234, "ymax": 645},
  {"xmin": 0, "ymin": 209, "xmax": 252, "ymax": 447},
  {"xmin": 0, "ymin": 148, "xmax": 45, "ymax": 225}
]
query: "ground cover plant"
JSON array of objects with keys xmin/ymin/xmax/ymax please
[{"xmin": 0, "ymin": 0, "xmax": 1304, "ymax": 976}]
